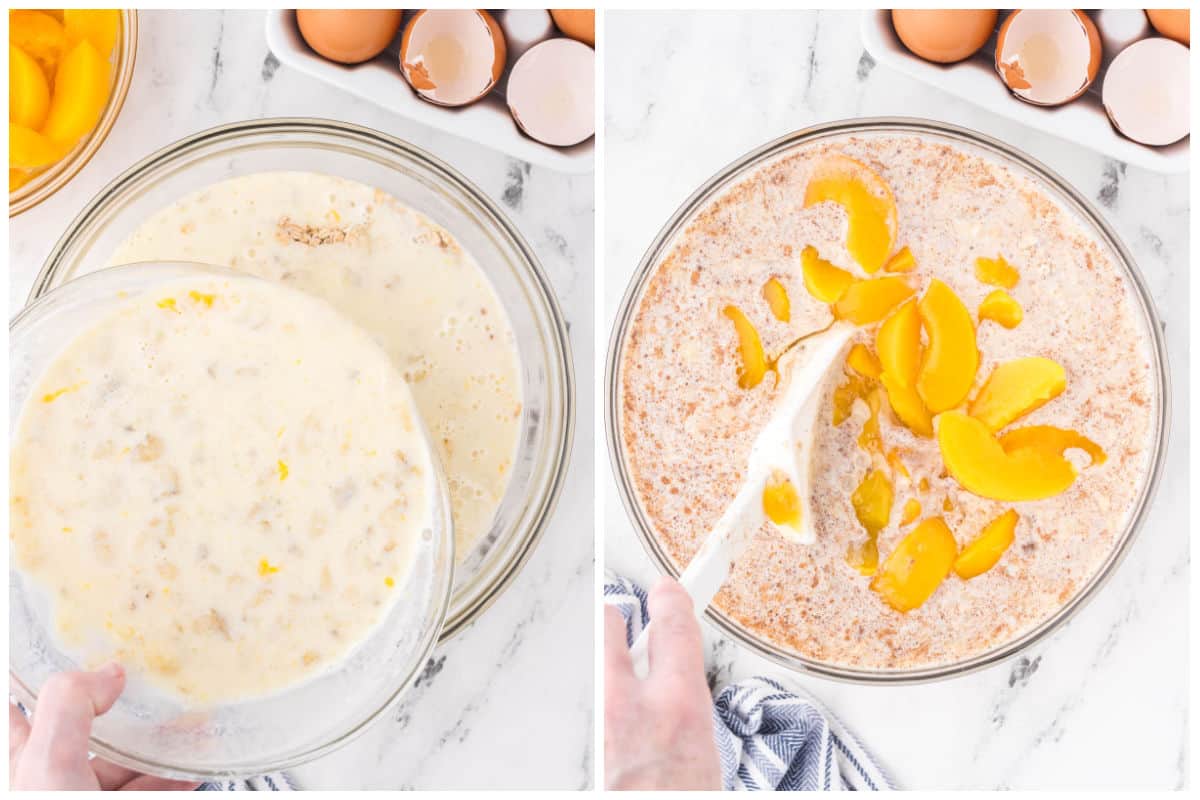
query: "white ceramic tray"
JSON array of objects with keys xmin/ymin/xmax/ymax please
[
  {"xmin": 264, "ymin": 10, "xmax": 593, "ymax": 174},
  {"xmin": 861, "ymin": 10, "xmax": 1188, "ymax": 174}
]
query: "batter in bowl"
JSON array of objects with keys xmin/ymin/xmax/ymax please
[
  {"xmin": 11, "ymin": 275, "xmax": 439, "ymax": 704},
  {"xmin": 619, "ymin": 133, "xmax": 1158, "ymax": 670},
  {"xmin": 106, "ymin": 172, "xmax": 522, "ymax": 562}
]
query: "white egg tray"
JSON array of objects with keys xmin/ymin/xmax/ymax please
[
  {"xmin": 264, "ymin": 10, "xmax": 593, "ymax": 174},
  {"xmin": 860, "ymin": 10, "xmax": 1188, "ymax": 175}
]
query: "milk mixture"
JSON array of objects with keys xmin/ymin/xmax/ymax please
[
  {"xmin": 11, "ymin": 276, "xmax": 438, "ymax": 703},
  {"xmin": 107, "ymin": 173, "xmax": 522, "ymax": 561},
  {"xmin": 620, "ymin": 134, "xmax": 1158, "ymax": 670}
]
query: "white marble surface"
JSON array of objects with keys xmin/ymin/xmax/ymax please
[
  {"xmin": 8, "ymin": 10, "xmax": 594, "ymax": 790},
  {"xmin": 604, "ymin": 11, "xmax": 1188, "ymax": 791}
]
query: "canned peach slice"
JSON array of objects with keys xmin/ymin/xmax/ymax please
[
  {"xmin": 800, "ymin": 245, "xmax": 855, "ymax": 303},
  {"xmin": 848, "ymin": 469, "xmax": 893, "ymax": 576},
  {"xmin": 803, "ymin": 154, "xmax": 897, "ymax": 274},
  {"xmin": 975, "ymin": 255, "xmax": 1020, "ymax": 289},
  {"xmin": 937, "ymin": 411, "xmax": 1077, "ymax": 501},
  {"xmin": 954, "ymin": 509, "xmax": 1018, "ymax": 580},
  {"xmin": 978, "ymin": 289, "xmax": 1023, "ymax": 329},
  {"xmin": 846, "ymin": 343, "xmax": 881, "ymax": 379},
  {"xmin": 870, "ymin": 516, "xmax": 958, "ymax": 613},
  {"xmin": 916, "ymin": 279, "xmax": 978, "ymax": 413},
  {"xmin": 999, "ymin": 426, "xmax": 1106, "ymax": 467},
  {"xmin": 833, "ymin": 276, "xmax": 913, "ymax": 326},
  {"xmin": 722, "ymin": 305, "xmax": 771, "ymax": 389},
  {"xmin": 876, "ymin": 298, "xmax": 921, "ymax": 386},
  {"xmin": 762, "ymin": 277, "xmax": 791, "ymax": 322},
  {"xmin": 969, "ymin": 357, "xmax": 1066, "ymax": 431}
]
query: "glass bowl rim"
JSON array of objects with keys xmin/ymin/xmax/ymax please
[
  {"xmin": 8, "ymin": 260, "xmax": 457, "ymax": 778},
  {"xmin": 604, "ymin": 115, "xmax": 1172, "ymax": 685},
  {"xmin": 26, "ymin": 117, "xmax": 577, "ymax": 645},
  {"xmin": 9, "ymin": 9, "xmax": 139, "ymax": 218}
]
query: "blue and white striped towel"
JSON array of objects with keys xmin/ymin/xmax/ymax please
[
  {"xmin": 605, "ymin": 573, "xmax": 893, "ymax": 791},
  {"xmin": 198, "ymin": 772, "xmax": 295, "ymax": 791}
]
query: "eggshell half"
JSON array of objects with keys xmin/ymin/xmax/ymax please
[
  {"xmin": 506, "ymin": 38, "xmax": 594, "ymax": 147},
  {"xmin": 1103, "ymin": 37, "xmax": 1190, "ymax": 146},
  {"xmin": 400, "ymin": 10, "xmax": 506, "ymax": 107},
  {"xmin": 995, "ymin": 9, "xmax": 1102, "ymax": 106}
]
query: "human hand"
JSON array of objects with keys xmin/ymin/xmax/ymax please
[
  {"xmin": 604, "ymin": 576, "xmax": 722, "ymax": 790},
  {"xmin": 10, "ymin": 663, "xmax": 199, "ymax": 791}
]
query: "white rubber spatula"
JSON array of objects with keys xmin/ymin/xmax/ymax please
[{"xmin": 629, "ymin": 323, "xmax": 855, "ymax": 678}]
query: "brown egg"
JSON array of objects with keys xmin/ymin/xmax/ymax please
[
  {"xmin": 400, "ymin": 10, "xmax": 506, "ymax": 107},
  {"xmin": 550, "ymin": 9, "xmax": 595, "ymax": 47},
  {"xmin": 1146, "ymin": 9, "xmax": 1190, "ymax": 46},
  {"xmin": 296, "ymin": 9, "xmax": 403, "ymax": 65},
  {"xmin": 891, "ymin": 9, "xmax": 998, "ymax": 64},
  {"xmin": 995, "ymin": 10, "xmax": 1102, "ymax": 106}
]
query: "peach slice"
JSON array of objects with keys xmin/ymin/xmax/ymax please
[
  {"xmin": 975, "ymin": 255, "xmax": 1019, "ymax": 289},
  {"xmin": 1000, "ymin": 426, "xmax": 1107, "ymax": 467},
  {"xmin": 880, "ymin": 372, "xmax": 934, "ymax": 437},
  {"xmin": 937, "ymin": 411, "xmax": 1077, "ymax": 501},
  {"xmin": 804, "ymin": 154, "xmax": 898, "ymax": 274},
  {"xmin": 870, "ymin": 516, "xmax": 958, "ymax": 613},
  {"xmin": 9, "ymin": 10, "xmax": 66, "ymax": 82},
  {"xmin": 883, "ymin": 245, "xmax": 916, "ymax": 273},
  {"xmin": 978, "ymin": 289, "xmax": 1023, "ymax": 329},
  {"xmin": 722, "ymin": 305, "xmax": 771, "ymax": 389},
  {"xmin": 900, "ymin": 498, "xmax": 921, "ymax": 525},
  {"xmin": 832, "ymin": 372, "xmax": 873, "ymax": 426},
  {"xmin": 876, "ymin": 298, "xmax": 921, "ymax": 386},
  {"xmin": 954, "ymin": 509, "xmax": 1018, "ymax": 580},
  {"xmin": 762, "ymin": 472, "xmax": 802, "ymax": 532},
  {"xmin": 10, "ymin": 168, "xmax": 31, "ymax": 192},
  {"xmin": 42, "ymin": 39, "xmax": 111, "ymax": 146},
  {"xmin": 833, "ymin": 276, "xmax": 914, "ymax": 326},
  {"xmin": 9, "ymin": 123, "xmax": 65, "ymax": 169},
  {"xmin": 800, "ymin": 245, "xmax": 855, "ymax": 303},
  {"xmin": 916, "ymin": 279, "xmax": 978, "ymax": 413},
  {"xmin": 846, "ymin": 343, "xmax": 881, "ymax": 379},
  {"xmin": 848, "ymin": 469, "xmax": 894, "ymax": 576},
  {"xmin": 10, "ymin": 45, "xmax": 51, "ymax": 129},
  {"xmin": 64, "ymin": 9, "xmax": 120, "ymax": 59},
  {"xmin": 857, "ymin": 386, "xmax": 885, "ymax": 455},
  {"xmin": 762, "ymin": 277, "xmax": 791, "ymax": 322},
  {"xmin": 969, "ymin": 357, "xmax": 1066, "ymax": 431}
]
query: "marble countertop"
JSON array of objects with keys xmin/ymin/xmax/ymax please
[
  {"xmin": 604, "ymin": 10, "xmax": 1188, "ymax": 791},
  {"xmin": 9, "ymin": 10, "xmax": 594, "ymax": 790}
]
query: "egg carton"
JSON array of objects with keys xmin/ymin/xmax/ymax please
[
  {"xmin": 860, "ymin": 10, "xmax": 1188, "ymax": 174},
  {"xmin": 264, "ymin": 10, "xmax": 593, "ymax": 174}
]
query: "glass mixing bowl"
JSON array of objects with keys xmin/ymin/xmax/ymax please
[
  {"xmin": 10, "ymin": 10, "xmax": 138, "ymax": 217},
  {"xmin": 10, "ymin": 261, "xmax": 455, "ymax": 778},
  {"xmin": 605, "ymin": 117, "xmax": 1170, "ymax": 684},
  {"xmin": 30, "ymin": 118, "xmax": 575, "ymax": 640}
]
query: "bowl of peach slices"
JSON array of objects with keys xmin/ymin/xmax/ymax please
[{"xmin": 9, "ymin": 9, "xmax": 137, "ymax": 216}]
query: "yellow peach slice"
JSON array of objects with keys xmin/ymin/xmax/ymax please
[
  {"xmin": 42, "ymin": 40, "xmax": 111, "ymax": 146},
  {"xmin": 64, "ymin": 9, "xmax": 120, "ymax": 59},
  {"xmin": 848, "ymin": 469, "xmax": 893, "ymax": 576},
  {"xmin": 975, "ymin": 255, "xmax": 1019, "ymax": 289},
  {"xmin": 969, "ymin": 357, "xmax": 1066, "ymax": 431},
  {"xmin": 937, "ymin": 411, "xmax": 1077, "ymax": 501},
  {"xmin": 722, "ymin": 305, "xmax": 770, "ymax": 389},
  {"xmin": 916, "ymin": 279, "xmax": 978, "ymax": 413},
  {"xmin": 870, "ymin": 516, "xmax": 958, "ymax": 613},
  {"xmin": 762, "ymin": 473, "xmax": 802, "ymax": 531},
  {"xmin": 900, "ymin": 498, "xmax": 921, "ymax": 525},
  {"xmin": 857, "ymin": 386, "xmax": 885, "ymax": 455},
  {"xmin": 9, "ymin": 10, "xmax": 66, "ymax": 82},
  {"xmin": 833, "ymin": 276, "xmax": 914, "ymax": 326},
  {"xmin": 804, "ymin": 154, "xmax": 897, "ymax": 274},
  {"xmin": 10, "ymin": 45, "xmax": 51, "ymax": 129},
  {"xmin": 10, "ymin": 168, "xmax": 32, "ymax": 192},
  {"xmin": 954, "ymin": 509, "xmax": 1018, "ymax": 579},
  {"xmin": 1000, "ymin": 426, "xmax": 1107, "ymax": 467},
  {"xmin": 762, "ymin": 277, "xmax": 791, "ymax": 322},
  {"xmin": 978, "ymin": 289, "xmax": 1023, "ymax": 329},
  {"xmin": 883, "ymin": 245, "xmax": 916, "ymax": 273},
  {"xmin": 876, "ymin": 298, "xmax": 921, "ymax": 386},
  {"xmin": 880, "ymin": 372, "xmax": 934, "ymax": 437},
  {"xmin": 846, "ymin": 343, "xmax": 881, "ymax": 379},
  {"xmin": 800, "ymin": 245, "xmax": 855, "ymax": 303},
  {"xmin": 10, "ymin": 123, "xmax": 65, "ymax": 169},
  {"xmin": 832, "ymin": 372, "xmax": 873, "ymax": 426}
]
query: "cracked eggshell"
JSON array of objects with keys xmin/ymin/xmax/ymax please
[
  {"xmin": 400, "ymin": 10, "xmax": 506, "ymax": 107},
  {"xmin": 1103, "ymin": 37, "xmax": 1191, "ymax": 146},
  {"xmin": 506, "ymin": 38, "xmax": 594, "ymax": 147},
  {"xmin": 995, "ymin": 9, "xmax": 1102, "ymax": 106},
  {"xmin": 296, "ymin": 9, "xmax": 404, "ymax": 65}
]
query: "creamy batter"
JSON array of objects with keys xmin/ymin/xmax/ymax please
[
  {"xmin": 106, "ymin": 172, "xmax": 522, "ymax": 562},
  {"xmin": 11, "ymin": 276, "xmax": 438, "ymax": 703},
  {"xmin": 620, "ymin": 134, "xmax": 1158, "ymax": 670}
]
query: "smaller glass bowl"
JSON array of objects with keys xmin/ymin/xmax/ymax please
[
  {"xmin": 9, "ymin": 10, "xmax": 138, "ymax": 217},
  {"xmin": 9, "ymin": 261, "xmax": 455, "ymax": 780}
]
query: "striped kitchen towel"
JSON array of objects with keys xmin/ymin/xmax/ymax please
[
  {"xmin": 605, "ymin": 573, "xmax": 893, "ymax": 791},
  {"xmin": 198, "ymin": 772, "xmax": 296, "ymax": 791}
]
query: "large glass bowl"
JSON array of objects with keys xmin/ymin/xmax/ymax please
[
  {"xmin": 605, "ymin": 117, "xmax": 1170, "ymax": 684},
  {"xmin": 30, "ymin": 118, "xmax": 575, "ymax": 640},
  {"xmin": 10, "ymin": 261, "xmax": 455, "ymax": 778},
  {"xmin": 10, "ymin": 10, "xmax": 138, "ymax": 217}
]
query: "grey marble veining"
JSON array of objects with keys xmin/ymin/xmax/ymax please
[
  {"xmin": 8, "ymin": 10, "xmax": 594, "ymax": 790},
  {"xmin": 604, "ymin": 10, "xmax": 1188, "ymax": 791}
]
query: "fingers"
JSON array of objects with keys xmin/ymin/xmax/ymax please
[
  {"xmin": 646, "ymin": 577, "xmax": 706, "ymax": 682},
  {"xmin": 25, "ymin": 663, "xmax": 125, "ymax": 771},
  {"xmin": 91, "ymin": 757, "xmax": 140, "ymax": 791},
  {"xmin": 604, "ymin": 605, "xmax": 634, "ymax": 689},
  {"xmin": 10, "ymin": 702, "xmax": 32, "ymax": 779},
  {"xmin": 117, "ymin": 774, "xmax": 202, "ymax": 791}
]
